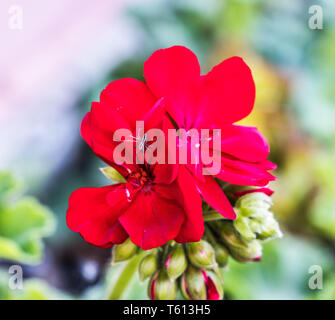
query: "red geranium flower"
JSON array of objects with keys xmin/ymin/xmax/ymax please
[
  {"xmin": 67, "ymin": 164, "xmax": 203, "ymax": 250},
  {"xmin": 66, "ymin": 46, "xmax": 276, "ymax": 250},
  {"xmin": 67, "ymin": 79, "xmax": 204, "ymax": 249},
  {"xmin": 143, "ymin": 46, "xmax": 276, "ymax": 219}
]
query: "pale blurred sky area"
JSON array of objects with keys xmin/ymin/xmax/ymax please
[{"xmin": 0, "ymin": 0, "xmax": 147, "ymax": 188}]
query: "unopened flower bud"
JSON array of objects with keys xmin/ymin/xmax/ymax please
[
  {"xmin": 112, "ymin": 238, "xmax": 138, "ymax": 264},
  {"xmin": 148, "ymin": 270, "xmax": 177, "ymax": 300},
  {"xmin": 257, "ymin": 213, "xmax": 283, "ymax": 240},
  {"xmin": 165, "ymin": 245, "xmax": 187, "ymax": 281},
  {"xmin": 233, "ymin": 211, "xmax": 256, "ymax": 242},
  {"xmin": 202, "ymin": 269, "xmax": 224, "ymax": 300},
  {"xmin": 235, "ymin": 190, "xmax": 273, "ymax": 210},
  {"xmin": 211, "ymin": 221, "xmax": 249, "ymax": 250},
  {"xmin": 138, "ymin": 253, "xmax": 158, "ymax": 281},
  {"xmin": 187, "ymin": 240, "xmax": 216, "ymax": 269},
  {"xmin": 181, "ymin": 266, "xmax": 223, "ymax": 300},
  {"xmin": 213, "ymin": 243, "xmax": 229, "ymax": 268},
  {"xmin": 180, "ymin": 265, "xmax": 206, "ymax": 300},
  {"xmin": 234, "ymin": 191, "xmax": 282, "ymax": 242},
  {"xmin": 229, "ymin": 239, "xmax": 262, "ymax": 262}
]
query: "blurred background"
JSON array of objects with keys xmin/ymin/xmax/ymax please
[{"xmin": 0, "ymin": 0, "xmax": 334, "ymax": 300}]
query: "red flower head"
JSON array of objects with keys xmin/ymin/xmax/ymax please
[
  {"xmin": 67, "ymin": 164, "xmax": 203, "ymax": 250},
  {"xmin": 144, "ymin": 46, "xmax": 276, "ymax": 219},
  {"xmin": 67, "ymin": 78, "xmax": 204, "ymax": 249},
  {"xmin": 66, "ymin": 45, "xmax": 276, "ymax": 250}
]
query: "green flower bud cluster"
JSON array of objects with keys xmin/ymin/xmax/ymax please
[
  {"xmin": 112, "ymin": 240, "xmax": 223, "ymax": 300},
  {"xmin": 181, "ymin": 240, "xmax": 224, "ymax": 300},
  {"xmin": 110, "ymin": 194, "xmax": 282, "ymax": 300},
  {"xmin": 144, "ymin": 242, "xmax": 187, "ymax": 300},
  {"xmin": 209, "ymin": 221, "xmax": 263, "ymax": 262},
  {"xmin": 234, "ymin": 192, "xmax": 282, "ymax": 242},
  {"xmin": 143, "ymin": 240, "xmax": 224, "ymax": 300},
  {"xmin": 207, "ymin": 191, "xmax": 282, "ymax": 263}
]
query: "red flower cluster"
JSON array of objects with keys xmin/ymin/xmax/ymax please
[{"xmin": 67, "ymin": 46, "xmax": 276, "ymax": 250}]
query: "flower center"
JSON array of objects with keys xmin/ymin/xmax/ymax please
[{"xmin": 127, "ymin": 168, "xmax": 151, "ymax": 188}]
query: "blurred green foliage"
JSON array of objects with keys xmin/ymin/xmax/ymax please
[
  {"xmin": 0, "ymin": 270, "xmax": 69, "ymax": 300},
  {"xmin": 0, "ymin": 172, "xmax": 56, "ymax": 264},
  {"xmin": 223, "ymin": 235, "xmax": 335, "ymax": 299}
]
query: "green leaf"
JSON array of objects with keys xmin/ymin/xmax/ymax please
[
  {"xmin": 0, "ymin": 197, "xmax": 56, "ymax": 264},
  {"xmin": 0, "ymin": 172, "xmax": 22, "ymax": 206},
  {"xmin": 100, "ymin": 167, "xmax": 126, "ymax": 183}
]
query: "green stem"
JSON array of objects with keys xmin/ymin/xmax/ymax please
[
  {"xmin": 107, "ymin": 252, "xmax": 145, "ymax": 300},
  {"xmin": 204, "ymin": 226, "xmax": 217, "ymax": 244},
  {"xmin": 203, "ymin": 211, "xmax": 224, "ymax": 221}
]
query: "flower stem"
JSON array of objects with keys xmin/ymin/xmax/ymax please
[
  {"xmin": 203, "ymin": 211, "xmax": 224, "ymax": 221},
  {"xmin": 107, "ymin": 252, "xmax": 145, "ymax": 300},
  {"xmin": 204, "ymin": 226, "xmax": 217, "ymax": 244}
]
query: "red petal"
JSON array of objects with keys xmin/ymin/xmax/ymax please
[
  {"xmin": 219, "ymin": 125, "xmax": 270, "ymax": 162},
  {"xmin": 175, "ymin": 166, "xmax": 204, "ymax": 243},
  {"xmin": 202, "ymin": 270, "xmax": 221, "ymax": 300},
  {"xmin": 194, "ymin": 175, "xmax": 236, "ymax": 219},
  {"xmin": 144, "ymin": 46, "xmax": 200, "ymax": 127},
  {"xmin": 143, "ymin": 97, "xmax": 166, "ymax": 130},
  {"xmin": 151, "ymin": 115, "xmax": 179, "ymax": 184},
  {"xmin": 66, "ymin": 185, "xmax": 130, "ymax": 247},
  {"xmin": 118, "ymin": 183, "xmax": 185, "ymax": 250},
  {"xmin": 215, "ymin": 154, "xmax": 277, "ymax": 186},
  {"xmin": 233, "ymin": 187, "xmax": 274, "ymax": 197},
  {"xmin": 100, "ymin": 78, "xmax": 156, "ymax": 130},
  {"xmin": 152, "ymin": 163, "xmax": 179, "ymax": 185},
  {"xmin": 195, "ymin": 57, "xmax": 255, "ymax": 128},
  {"xmin": 82, "ymin": 101, "xmax": 141, "ymax": 172}
]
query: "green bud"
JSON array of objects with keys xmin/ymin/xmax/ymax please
[
  {"xmin": 138, "ymin": 253, "xmax": 158, "ymax": 281},
  {"xmin": 211, "ymin": 221, "xmax": 249, "ymax": 250},
  {"xmin": 234, "ymin": 192, "xmax": 282, "ymax": 242},
  {"xmin": 204, "ymin": 270, "xmax": 224, "ymax": 300},
  {"xmin": 236, "ymin": 192, "xmax": 272, "ymax": 210},
  {"xmin": 112, "ymin": 238, "xmax": 138, "ymax": 263},
  {"xmin": 257, "ymin": 212, "xmax": 283, "ymax": 241},
  {"xmin": 233, "ymin": 211, "xmax": 256, "ymax": 242},
  {"xmin": 165, "ymin": 245, "xmax": 187, "ymax": 281},
  {"xmin": 148, "ymin": 270, "xmax": 177, "ymax": 300},
  {"xmin": 213, "ymin": 243, "xmax": 229, "ymax": 268},
  {"xmin": 229, "ymin": 239, "xmax": 262, "ymax": 262},
  {"xmin": 187, "ymin": 240, "xmax": 216, "ymax": 269},
  {"xmin": 181, "ymin": 266, "xmax": 224, "ymax": 300},
  {"xmin": 180, "ymin": 265, "xmax": 207, "ymax": 300}
]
